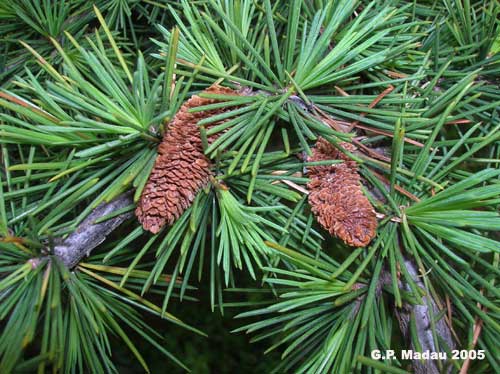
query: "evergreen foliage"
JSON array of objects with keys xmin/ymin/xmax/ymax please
[{"xmin": 0, "ymin": 1, "xmax": 499, "ymax": 373}]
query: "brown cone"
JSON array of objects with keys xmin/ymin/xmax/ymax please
[
  {"xmin": 307, "ymin": 138, "xmax": 377, "ymax": 247},
  {"xmin": 136, "ymin": 85, "xmax": 240, "ymax": 234}
]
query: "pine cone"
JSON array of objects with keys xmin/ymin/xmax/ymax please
[
  {"xmin": 307, "ymin": 138, "xmax": 377, "ymax": 247},
  {"xmin": 136, "ymin": 85, "xmax": 240, "ymax": 234}
]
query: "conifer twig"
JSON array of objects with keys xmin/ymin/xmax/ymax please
[
  {"xmin": 53, "ymin": 193, "xmax": 134, "ymax": 268},
  {"xmin": 395, "ymin": 258, "xmax": 455, "ymax": 374}
]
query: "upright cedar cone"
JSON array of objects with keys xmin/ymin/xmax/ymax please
[
  {"xmin": 307, "ymin": 138, "xmax": 377, "ymax": 247},
  {"xmin": 136, "ymin": 85, "xmax": 240, "ymax": 234}
]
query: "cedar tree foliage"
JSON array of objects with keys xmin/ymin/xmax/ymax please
[{"xmin": 0, "ymin": 1, "xmax": 499, "ymax": 373}]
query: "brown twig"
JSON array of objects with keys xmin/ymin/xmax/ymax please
[
  {"xmin": 459, "ymin": 289, "xmax": 486, "ymax": 374},
  {"xmin": 458, "ymin": 317, "xmax": 484, "ymax": 374},
  {"xmin": 352, "ymin": 123, "xmax": 427, "ymax": 148},
  {"xmin": 369, "ymin": 169, "xmax": 421, "ymax": 202},
  {"xmin": 350, "ymin": 85, "xmax": 395, "ymax": 129}
]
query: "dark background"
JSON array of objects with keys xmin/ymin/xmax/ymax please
[{"xmin": 113, "ymin": 279, "xmax": 281, "ymax": 374}]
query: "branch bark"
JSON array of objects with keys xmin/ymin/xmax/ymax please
[
  {"xmin": 395, "ymin": 258, "xmax": 455, "ymax": 374},
  {"xmin": 53, "ymin": 193, "xmax": 134, "ymax": 268}
]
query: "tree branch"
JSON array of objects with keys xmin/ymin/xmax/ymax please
[
  {"xmin": 53, "ymin": 193, "xmax": 134, "ymax": 268},
  {"xmin": 395, "ymin": 258, "xmax": 455, "ymax": 374}
]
